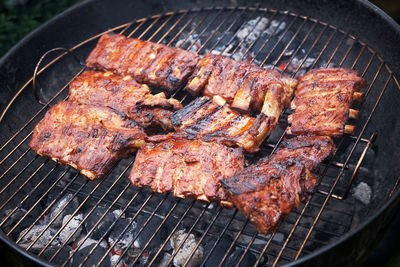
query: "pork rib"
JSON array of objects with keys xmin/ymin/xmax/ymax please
[
  {"xmin": 30, "ymin": 101, "xmax": 146, "ymax": 180},
  {"xmin": 148, "ymin": 96, "xmax": 276, "ymax": 153},
  {"xmin": 86, "ymin": 33, "xmax": 199, "ymax": 94},
  {"xmin": 185, "ymin": 54, "xmax": 297, "ymax": 113},
  {"xmin": 222, "ymin": 136, "xmax": 335, "ymax": 234},
  {"xmin": 69, "ymin": 70, "xmax": 182, "ymax": 131},
  {"xmin": 129, "ymin": 139, "xmax": 245, "ymax": 206},
  {"xmin": 288, "ymin": 68, "xmax": 366, "ymax": 137}
]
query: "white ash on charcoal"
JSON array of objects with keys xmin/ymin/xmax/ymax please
[
  {"xmin": 83, "ymin": 204, "xmax": 115, "ymax": 240},
  {"xmin": 236, "ymin": 17, "xmax": 270, "ymax": 45},
  {"xmin": 110, "ymin": 254, "xmax": 124, "ymax": 267},
  {"xmin": 45, "ymin": 193, "xmax": 79, "ymax": 228},
  {"xmin": 58, "ymin": 214, "xmax": 83, "ymax": 244},
  {"xmin": 119, "ymin": 216, "xmax": 169, "ymax": 266},
  {"xmin": 107, "ymin": 217, "xmax": 137, "ymax": 253},
  {"xmin": 112, "ymin": 209, "xmax": 124, "ymax": 218},
  {"xmin": 70, "ymin": 243, "xmax": 110, "ymax": 267},
  {"xmin": 283, "ymin": 56, "xmax": 316, "ymax": 76},
  {"xmin": 18, "ymin": 224, "xmax": 60, "ymax": 253},
  {"xmin": 41, "ymin": 245, "xmax": 72, "ymax": 265},
  {"xmin": 169, "ymin": 229, "xmax": 204, "ymax": 267},
  {"xmin": 134, "ymin": 215, "xmax": 168, "ymax": 250},
  {"xmin": 352, "ymin": 182, "xmax": 372, "ymax": 205},
  {"xmin": 264, "ymin": 20, "xmax": 287, "ymax": 36},
  {"xmin": 207, "ymin": 32, "xmax": 237, "ymax": 55},
  {"xmin": 122, "ymin": 247, "xmax": 154, "ymax": 266},
  {"xmin": 176, "ymin": 33, "xmax": 201, "ymax": 52},
  {"xmin": 157, "ymin": 252, "xmax": 172, "ymax": 267},
  {"xmin": 76, "ymin": 236, "xmax": 107, "ymax": 250},
  {"xmin": 0, "ymin": 208, "xmax": 34, "ymax": 239}
]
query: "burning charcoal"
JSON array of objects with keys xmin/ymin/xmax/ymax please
[
  {"xmin": 264, "ymin": 20, "xmax": 287, "ymax": 36},
  {"xmin": 70, "ymin": 243, "xmax": 110, "ymax": 267},
  {"xmin": 247, "ymin": 18, "xmax": 270, "ymax": 45},
  {"xmin": 170, "ymin": 229, "xmax": 203, "ymax": 267},
  {"xmin": 352, "ymin": 182, "xmax": 372, "ymax": 205},
  {"xmin": 157, "ymin": 252, "xmax": 172, "ymax": 267},
  {"xmin": 121, "ymin": 246, "xmax": 141, "ymax": 266},
  {"xmin": 1, "ymin": 208, "xmax": 33, "ymax": 239},
  {"xmin": 84, "ymin": 205, "xmax": 115, "ymax": 240},
  {"xmin": 47, "ymin": 193, "xmax": 79, "ymax": 228},
  {"xmin": 286, "ymin": 56, "xmax": 316, "ymax": 76},
  {"xmin": 18, "ymin": 225, "xmax": 60, "ymax": 253},
  {"xmin": 207, "ymin": 32, "xmax": 236, "ymax": 54},
  {"xmin": 123, "ymin": 247, "xmax": 154, "ymax": 266},
  {"xmin": 77, "ymin": 237, "xmax": 107, "ymax": 249},
  {"xmin": 176, "ymin": 33, "xmax": 201, "ymax": 52},
  {"xmin": 236, "ymin": 17, "xmax": 270, "ymax": 45},
  {"xmin": 59, "ymin": 214, "xmax": 83, "ymax": 244},
  {"xmin": 42, "ymin": 245, "xmax": 72, "ymax": 265},
  {"xmin": 112, "ymin": 209, "xmax": 124, "ymax": 218},
  {"xmin": 108, "ymin": 217, "xmax": 137, "ymax": 252},
  {"xmin": 110, "ymin": 254, "xmax": 123, "ymax": 267},
  {"xmin": 224, "ymin": 247, "xmax": 256, "ymax": 267}
]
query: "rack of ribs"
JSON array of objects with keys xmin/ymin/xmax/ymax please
[
  {"xmin": 129, "ymin": 139, "xmax": 245, "ymax": 207},
  {"xmin": 185, "ymin": 54, "xmax": 297, "ymax": 114},
  {"xmin": 287, "ymin": 68, "xmax": 366, "ymax": 137},
  {"xmin": 86, "ymin": 33, "xmax": 199, "ymax": 94},
  {"xmin": 147, "ymin": 95, "xmax": 281, "ymax": 153},
  {"xmin": 69, "ymin": 70, "xmax": 182, "ymax": 131},
  {"xmin": 222, "ymin": 136, "xmax": 335, "ymax": 234},
  {"xmin": 30, "ymin": 101, "xmax": 147, "ymax": 180}
]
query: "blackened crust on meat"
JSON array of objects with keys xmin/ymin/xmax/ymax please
[
  {"xmin": 30, "ymin": 101, "xmax": 146, "ymax": 180},
  {"xmin": 222, "ymin": 135, "xmax": 335, "ymax": 234},
  {"xmin": 185, "ymin": 54, "xmax": 297, "ymax": 114},
  {"xmin": 69, "ymin": 70, "xmax": 182, "ymax": 132},
  {"xmin": 86, "ymin": 33, "xmax": 199, "ymax": 94},
  {"xmin": 149, "ymin": 97, "xmax": 275, "ymax": 153},
  {"xmin": 129, "ymin": 139, "xmax": 245, "ymax": 206},
  {"xmin": 222, "ymin": 160, "xmax": 315, "ymax": 234},
  {"xmin": 288, "ymin": 68, "xmax": 366, "ymax": 137}
]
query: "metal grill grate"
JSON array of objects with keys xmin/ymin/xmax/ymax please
[{"xmin": 0, "ymin": 6, "xmax": 399, "ymax": 267}]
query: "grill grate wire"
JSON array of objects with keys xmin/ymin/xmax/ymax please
[{"xmin": 0, "ymin": 6, "xmax": 399, "ymax": 267}]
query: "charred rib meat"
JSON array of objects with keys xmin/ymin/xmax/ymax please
[
  {"xmin": 185, "ymin": 54, "xmax": 297, "ymax": 113},
  {"xmin": 30, "ymin": 101, "xmax": 146, "ymax": 180},
  {"xmin": 86, "ymin": 33, "xmax": 199, "ymax": 94},
  {"xmin": 69, "ymin": 70, "xmax": 182, "ymax": 131},
  {"xmin": 288, "ymin": 68, "xmax": 366, "ymax": 137},
  {"xmin": 129, "ymin": 139, "xmax": 245, "ymax": 206},
  {"xmin": 222, "ymin": 136, "xmax": 335, "ymax": 234},
  {"xmin": 148, "ymin": 96, "xmax": 277, "ymax": 153}
]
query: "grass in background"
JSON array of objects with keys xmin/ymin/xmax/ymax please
[{"xmin": 0, "ymin": 0, "xmax": 80, "ymax": 57}]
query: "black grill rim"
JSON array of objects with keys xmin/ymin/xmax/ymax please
[{"xmin": 0, "ymin": 1, "xmax": 399, "ymax": 266}]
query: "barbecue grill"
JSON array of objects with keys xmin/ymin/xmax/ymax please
[{"xmin": 0, "ymin": 0, "xmax": 400, "ymax": 266}]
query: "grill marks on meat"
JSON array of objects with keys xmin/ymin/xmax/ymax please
[
  {"xmin": 222, "ymin": 136, "xmax": 335, "ymax": 234},
  {"xmin": 30, "ymin": 101, "xmax": 146, "ymax": 180},
  {"xmin": 129, "ymin": 139, "xmax": 245, "ymax": 206},
  {"xmin": 69, "ymin": 70, "xmax": 182, "ymax": 131},
  {"xmin": 288, "ymin": 68, "xmax": 366, "ymax": 137},
  {"xmin": 185, "ymin": 54, "xmax": 297, "ymax": 114},
  {"xmin": 86, "ymin": 33, "xmax": 198, "ymax": 94},
  {"xmin": 148, "ymin": 96, "xmax": 276, "ymax": 153}
]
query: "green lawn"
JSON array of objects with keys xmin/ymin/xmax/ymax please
[{"xmin": 0, "ymin": 0, "xmax": 80, "ymax": 57}]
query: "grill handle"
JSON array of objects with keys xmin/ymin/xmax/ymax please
[{"xmin": 32, "ymin": 47, "xmax": 85, "ymax": 105}]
